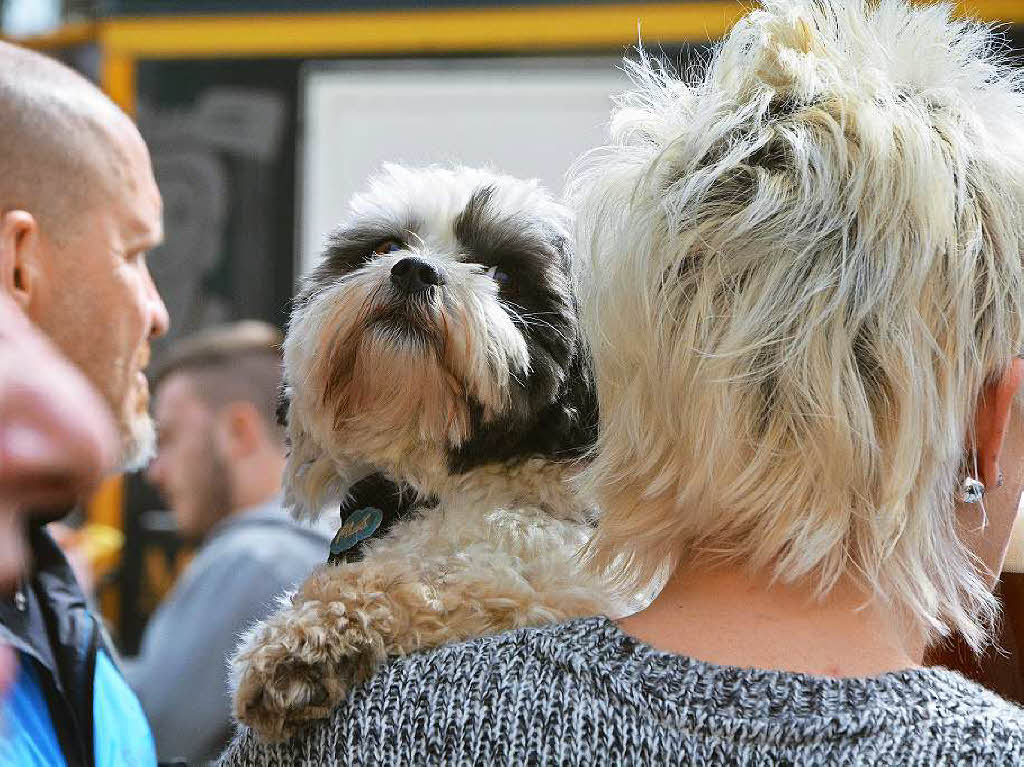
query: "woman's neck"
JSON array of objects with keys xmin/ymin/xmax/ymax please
[{"xmin": 618, "ymin": 565, "xmax": 923, "ymax": 678}]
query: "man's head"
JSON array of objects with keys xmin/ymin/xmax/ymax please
[
  {"xmin": 0, "ymin": 42, "xmax": 168, "ymax": 472},
  {"xmin": 569, "ymin": 0, "xmax": 1024, "ymax": 650},
  {"xmin": 147, "ymin": 321, "xmax": 286, "ymax": 540}
]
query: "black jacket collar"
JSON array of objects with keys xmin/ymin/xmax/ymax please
[{"xmin": 0, "ymin": 520, "xmax": 101, "ymax": 766}]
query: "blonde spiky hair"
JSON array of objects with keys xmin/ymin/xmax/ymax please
[{"xmin": 568, "ymin": 0, "xmax": 1024, "ymax": 649}]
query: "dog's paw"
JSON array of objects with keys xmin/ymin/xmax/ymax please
[{"xmin": 230, "ymin": 600, "xmax": 378, "ymax": 742}]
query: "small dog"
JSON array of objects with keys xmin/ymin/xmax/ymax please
[{"xmin": 230, "ymin": 165, "xmax": 615, "ymax": 742}]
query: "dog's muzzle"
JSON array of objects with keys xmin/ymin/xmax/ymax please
[{"xmin": 364, "ymin": 283, "xmax": 444, "ymax": 347}]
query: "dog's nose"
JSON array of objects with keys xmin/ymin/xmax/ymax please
[{"xmin": 391, "ymin": 257, "xmax": 444, "ymax": 294}]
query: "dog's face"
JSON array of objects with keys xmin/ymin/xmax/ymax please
[{"xmin": 282, "ymin": 165, "xmax": 596, "ymax": 516}]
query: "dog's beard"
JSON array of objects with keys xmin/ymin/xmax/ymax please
[
  {"xmin": 325, "ymin": 307, "xmax": 471, "ymax": 446},
  {"xmin": 290, "ymin": 266, "xmax": 529, "ymax": 466}
]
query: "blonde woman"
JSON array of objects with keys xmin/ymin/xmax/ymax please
[{"xmin": 222, "ymin": 1, "xmax": 1024, "ymax": 763}]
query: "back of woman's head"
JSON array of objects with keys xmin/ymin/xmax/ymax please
[{"xmin": 569, "ymin": 0, "xmax": 1024, "ymax": 649}]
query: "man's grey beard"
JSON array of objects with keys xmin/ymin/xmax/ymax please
[{"xmin": 120, "ymin": 413, "xmax": 157, "ymax": 473}]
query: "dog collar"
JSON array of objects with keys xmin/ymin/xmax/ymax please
[
  {"xmin": 327, "ymin": 474, "xmax": 428, "ymax": 566},
  {"xmin": 329, "ymin": 506, "xmax": 384, "ymax": 561}
]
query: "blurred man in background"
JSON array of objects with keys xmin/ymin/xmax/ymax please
[
  {"xmin": 0, "ymin": 40, "xmax": 167, "ymax": 766},
  {"xmin": 126, "ymin": 321, "xmax": 329, "ymax": 764}
]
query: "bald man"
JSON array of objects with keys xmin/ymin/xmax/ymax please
[{"xmin": 0, "ymin": 41, "xmax": 168, "ymax": 767}]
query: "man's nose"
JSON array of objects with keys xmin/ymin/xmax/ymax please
[{"xmin": 144, "ymin": 267, "xmax": 170, "ymax": 339}]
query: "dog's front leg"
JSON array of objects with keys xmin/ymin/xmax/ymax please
[
  {"xmin": 229, "ymin": 556, "xmax": 454, "ymax": 743},
  {"xmin": 230, "ymin": 551, "xmax": 608, "ymax": 743}
]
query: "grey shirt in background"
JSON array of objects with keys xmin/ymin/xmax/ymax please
[
  {"xmin": 125, "ymin": 497, "xmax": 330, "ymax": 765},
  {"xmin": 220, "ymin": 615, "xmax": 1024, "ymax": 766}
]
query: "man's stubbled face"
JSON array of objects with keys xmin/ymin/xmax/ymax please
[{"xmin": 29, "ymin": 123, "xmax": 168, "ymax": 471}]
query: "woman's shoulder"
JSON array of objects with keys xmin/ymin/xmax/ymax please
[
  {"xmin": 218, "ymin": 616, "xmax": 616, "ymax": 767},
  {"xmin": 218, "ymin": 616, "xmax": 1024, "ymax": 766}
]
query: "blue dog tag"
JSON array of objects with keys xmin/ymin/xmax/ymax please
[{"xmin": 330, "ymin": 506, "xmax": 384, "ymax": 557}]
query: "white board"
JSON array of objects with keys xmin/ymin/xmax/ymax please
[{"xmin": 298, "ymin": 58, "xmax": 626, "ymax": 275}]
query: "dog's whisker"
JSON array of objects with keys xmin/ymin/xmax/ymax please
[{"xmin": 512, "ymin": 314, "xmax": 572, "ymax": 345}]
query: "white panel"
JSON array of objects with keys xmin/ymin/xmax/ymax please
[{"xmin": 298, "ymin": 58, "xmax": 625, "ymax": 275}]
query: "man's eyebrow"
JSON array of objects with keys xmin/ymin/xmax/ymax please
[{"xmin": 125, "ymin": 206, "xmax": 164, "ymax": 249}]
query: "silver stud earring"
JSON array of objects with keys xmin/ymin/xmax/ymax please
[{"xmin": 960, "ymin": 476, "xmax": 986, "ymax": 504}]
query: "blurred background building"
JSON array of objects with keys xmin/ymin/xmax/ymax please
[{"xmin": 3, "ymin": 0, "xmax": 1022, "ymax": 659}]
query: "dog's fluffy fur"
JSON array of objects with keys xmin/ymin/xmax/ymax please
[{"xmin": 230, "ymin": 165, "xmax": 613, "ymax": 742}]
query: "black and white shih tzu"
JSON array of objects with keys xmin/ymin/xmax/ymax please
[{"xmin": 229, "ymin": 164, "xmax": 616, "ymax": 742}]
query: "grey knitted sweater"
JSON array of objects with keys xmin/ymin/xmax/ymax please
[{"xmin": 219, "ymin": 616, "xmax": 1024, "ymax": 765}]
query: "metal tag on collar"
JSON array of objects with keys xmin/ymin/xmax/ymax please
[{"xmin": 329, "ymin": 506, "xmax": 384, "ymax": 563}]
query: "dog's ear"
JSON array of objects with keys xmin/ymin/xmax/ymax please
[
  {"xmin": 553, "ymin": 340, "xmax": 599, "ymax": 459},
  {"xmin": 281, "ymin": 400, "xmax": 375, "ymax": 519},
  {"xmin": 281, "ymin": 414, "xmax": 333, "ymax": 519},
  {"xmin": 527, "ymin": 335, "xmax": 599, "ymax": 462},
  {"xmin": 447, "ymin": 338, "xmax": 598, "ymax": 472},
  {"xmin": 447, "ymin": 222, "xmax": 598, "ymax": 472},
  {"xmin": 275, "ymin": 382, "xmax": 290, "ymax": 429},
  {"xmin": 550, "ymin": 230, "xmax": 600, "ymax": 460}
]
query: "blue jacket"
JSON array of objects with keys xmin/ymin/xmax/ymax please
[{"xmin": 0, "ymin": 523, "xmax": 156, "ymax": 767}]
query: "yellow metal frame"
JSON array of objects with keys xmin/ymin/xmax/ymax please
[
  {"xmin": 102, "ymin": 3, "xmax": 746, "ymax": 58},
  {"xmin": 9, "ymin": 1, "xmax": 1024, "ymax": 114}
]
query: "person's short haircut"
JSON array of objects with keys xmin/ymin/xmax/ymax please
[
  {"xmin": 0, "ymin": 41, "xmax": 132, "ymax": 240},
  {"xmin": 154, "ymin": 322, "xmax": 285, "ymax": 441},
  {"xmin": 568, "ymin": 0, "xmax": 1024, "ymax": 649}
]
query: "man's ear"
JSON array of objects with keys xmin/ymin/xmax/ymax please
[
  {"xmin": 215, "ymin": 402, "xmax": 265, "ymax": 460},
  {"xmin": 0, "ymin": 211, "xmax": 41, "ymax": 311},
  {"xmin": 972, "ymin": 359, "xmax": 1024, "ymax": 490}
]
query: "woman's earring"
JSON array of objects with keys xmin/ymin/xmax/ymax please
[{"xmin": 961, "ymin": 476, "xmax": 986, "ymax": 504}]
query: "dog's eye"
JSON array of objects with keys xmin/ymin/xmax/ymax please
[
  {"xmin": 372, "ymin": 239, "xmax": 404, "ymax": 256},
  {"xmin": 485, "ymin": 265, "xmax": 511, "ymax": 286}
]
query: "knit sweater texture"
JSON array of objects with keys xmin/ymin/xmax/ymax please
[{"xmin": 219, "ymin": 616, "xmax": 1024, "ymax": 766}]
